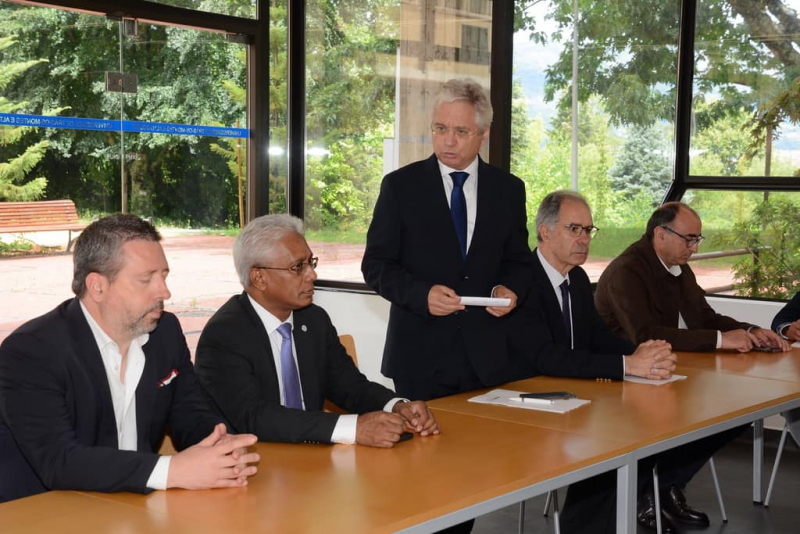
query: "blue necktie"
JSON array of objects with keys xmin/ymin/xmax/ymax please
[
  {"xmin": 449, "ymin": 171, "xmax": 469, "ymax": 258},
  {"xmin": 277, "ymin": 323, "xmax": 302, "ymax": 409},
  {"xmin": 559, "ymin": 280, "xmax": 572, "ymax": 341}
]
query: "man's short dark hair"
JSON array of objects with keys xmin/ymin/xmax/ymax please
[
  {"xmin": 535, "ymin": 190, "xmax": 590, "ymax": 242},
  {"xmin": 72, "ymin": 214, "xmax": 162, "ymax": 297},
  {"xmin": 645, "ymin": 202, "xmax": 699, "ymax": 238}
]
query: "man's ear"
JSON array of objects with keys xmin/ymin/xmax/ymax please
[
  {"xmin": 84, "ymin": 272, "xmax": 108, "ymax": 303},
  {"xmin": 249, "ymin": 268, "xmax": 267, "ymax": 291},
  {"xmin": 538, "ymin": 224, "xmax": 550, "ymax": 243}
]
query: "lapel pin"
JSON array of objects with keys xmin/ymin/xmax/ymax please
[{"xmin": 301, "ymin": 324, "xmax": 307, "ymax": 332}]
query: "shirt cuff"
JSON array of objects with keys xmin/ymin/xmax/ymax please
[
  {"xmin": 146, "ymin": 455, "xmax": 171, "ymax": 490},
  {"xmin": 384, "ymin": 397, "xmax": 408, "ymax": 412},
  {"xmin": 716, "ymin": 331, "xmax": 722, "ymax": 349},
  {"xmin": 776, "ymin": 323, "xmax": 792, "ymax": 340},
  {"xmin": 331, "ymin": 414, "xmax": 358, "ymax": 444},
  {"xmin": 621, "ymin": 355, "xmax": 627, "ymax": 375}
]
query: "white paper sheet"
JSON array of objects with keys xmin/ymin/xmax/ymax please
[{"xmin": 468, "ymin": 388, "xmax": 591, "ymax": 414}]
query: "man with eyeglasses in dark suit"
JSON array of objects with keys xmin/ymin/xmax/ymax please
[
  {"xmin": 195, "ymin": 214, "xmax": 439, "ymax": 449},
  {"xmin": 362, "ymin": 78, "xmax": 532, "ymax": 405}
]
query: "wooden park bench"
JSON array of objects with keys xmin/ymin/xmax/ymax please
[{"xmin": 0, "ymin": 200, "xmax": 86, "ymax": 252}]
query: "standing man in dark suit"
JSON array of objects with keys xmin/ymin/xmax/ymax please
[
  {"xmin": 0, "ymin": 214, "xmax": 259, "ymax": 503},
  {"xmin": 362, "ymin": 78, "xmax": 532, "ymax": 401},
  {"xmin": 196, "ymin": 214, "xmax": 439, "ymax": 448}
]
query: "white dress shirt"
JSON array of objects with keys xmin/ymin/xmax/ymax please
[
  {"xmin": 655, "ymin": 255, "xmax": 723, "ymax": 348},
  {"xmin": 247, "ymin": 295, "xmax": 402, "ymax": 444},
  {"xmin": 79, "ymin": 302, "xmax": 171, "ymax": 490},
  {"xmin": 438, "ymin": 156, "xmax": 479, "ymax": 253}
]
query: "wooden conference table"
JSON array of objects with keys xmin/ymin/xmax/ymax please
[
  {"xmin": 3, "ymin": 352, "xmax": 800, "ymax": 533},
  {"xmin": 677, "ymin": 348, "xmax": 800, "ymax": 503}
]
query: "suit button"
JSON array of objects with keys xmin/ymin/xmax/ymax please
[{"xmin": 463, "ymin": 275, "xmax": 469, "ymax": 281}]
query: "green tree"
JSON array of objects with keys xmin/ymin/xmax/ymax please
[
  {"xmin": 715, "ymin": 197, "xmax": 800, "ymax": 298},
  {"xmin": 0, "ymin": 35, "xmax": 49, "ymax": 201},
  {"xmin": 608, "ymin": 124, "xmax": 671, "ymax": 206}
]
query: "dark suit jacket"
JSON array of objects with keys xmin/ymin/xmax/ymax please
[
  {"xmin": 595, "ymin": 235, "xmax": 752, "ymax": 351},
  {"xmin": 510, "ymin": 251, "xmax": 633, "ymax": 380},
  {"xmin": 772, "ymin": 292, "xmax": 800, "ymax": 334},
  {"xmin": 194, "ymin": 293, "xmax": 397, "ymax": 444},
  {"xmin": 361, "ymin": 154, "xmax": 532, "ymax": 387},
  {"xmin": 0, "ymin": 298, "xmax": 223, "ymax": 503}
]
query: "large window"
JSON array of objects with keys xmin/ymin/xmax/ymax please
[
  {"xmin": 685, "ymin": 0, "xmax": 800, "ymax": 298},
  {"xmin": 511, "ymin": 0, "xmax": 680, "ymax": 280}
]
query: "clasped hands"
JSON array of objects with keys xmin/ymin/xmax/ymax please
[
  {"xmin": 355, "ymin": 401, "xmax": 441, "ymax": 448},
  {"xmin": 427, "ymin": 284, "xmax": 517, "ymax": 317},
  {"xmin": 167, "ymin": 423, "xmax": 259, "ymax": 490},
  {"xmin": 625, "ymin": 339, "xmax": 677, "ymax": 380}
]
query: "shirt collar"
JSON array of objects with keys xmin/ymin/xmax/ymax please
[
  {"xmin": 247, "ymin": 293, "xmax": 294, "ymax": 334},
  {"xmin": 437, "ymin": 156, "xmax": 479, "ymax": 180},
  {"xmin": 537, "ymin": 248, "xmax": 570, "ymax": 291},
  {"xmin": 655, "ymin": 253, "xmax": 682, "ymax": 277},
  {"xmin": 79, "ymin": 300, "xmax": 150, "ymax": 353}
]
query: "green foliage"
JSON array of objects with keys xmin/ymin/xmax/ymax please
[
  {"xmin": 714, "ymin": 197, "xmax": 800, "ymax": 298},
  {"xmin": 0, "ymin": 34, "xmax": 51, "ymax": 201},
  {"xmin": 608, "ymin": 124, "xmax": 671, "ymax": 206}
]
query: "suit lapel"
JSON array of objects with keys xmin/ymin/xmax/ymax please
[
  {"xmin": 137, "ymin": 339, "xmax": 159, "ymax": 450},
  {"xmin": 468, "ymin": 158, "xmax": 495, "ymax": 262},
  {"xmin": 532, "ymin": 253, "xmax": 570, "ymax": 345},
  {"xmin": 238, "ymin": 293, "xmax": 282, "ymax": 404},
  {"xmin": 291, "ymin": 309, "xmax": 320, "ymax": 410},
  {"xmin": 65, "ymin": 299, "xmax": 119, "ymax": 448}
]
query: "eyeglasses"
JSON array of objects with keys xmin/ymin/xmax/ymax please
[
  {"xmin": 431, "ymin": 123, "xmax": 481, "ymax": 139},
  {"xmin": 565, "ymin": 224, "xmax": 599, "ymax": 239},
  {"xmin": 253, "ymin": 257, "xmax": 319, "ymax": 275},
  {"xmin": 660, "ymin": 226, "xmax": 705, "ymax": 247}
]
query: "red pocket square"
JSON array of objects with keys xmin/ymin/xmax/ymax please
[{"xmin": 157, "ymin": 368, "xmax": 179, "ymax": 387}]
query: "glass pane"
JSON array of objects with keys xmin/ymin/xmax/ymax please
[
  {"xmin": 120, "ymin": 21, "xmax": 248, "ymax": 229},
  {"xmin": 143, "ymin": 0, "xmax": 256, "ymax": 19},
  {"xmin": 512, "ymin": 0, "xmax": 680, "ymax": 281},
  {"xmin": 690, "ymin": 0, "xmax": 800, "ymax": 178},
  {"xmin": 269, "ymin": 0, "xmax": 288, "ymax": 213},
  {"xmin": 304, "ymin": 0, "xmax": 492, "ymax": 282},
  {"xmin": 1, "ymin": 2, "xmax": 248, "ymax": 352},
  {"xmin": 686, "ymin": 191, "xmax": 800, "ymax": 298}
]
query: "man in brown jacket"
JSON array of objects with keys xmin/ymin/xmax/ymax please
[{"xmin": 596, "ymin": 202, "xmax": 787, "ymax": 352}]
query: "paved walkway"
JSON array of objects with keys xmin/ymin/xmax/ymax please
[{"xmin": 0, "ymin": 233, "xmax": 738, "ymax": 352}]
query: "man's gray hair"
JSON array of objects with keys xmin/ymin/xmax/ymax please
[
  {"xmin": 432, "ymin": 78, "xmax": 493, "ymax": 131},
  {"xmin": 535, "ymin": 190, "xmax": 590, "ymax": 242},
  {"xmin": 72, "ymin": 214, "xmax": 161, "ymax": 298},
  {"xmin": 234, "ymin": 214, "xmax": 304, "ymax": 288}
]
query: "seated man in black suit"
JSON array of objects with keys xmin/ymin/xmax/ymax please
[
  {"xmin": 0, "ymin": 214, "xmax": 259, "ymax": 503},
  {"xmin": 511, "ymin": 191, "xmax": 733, "ymax": 534},
  {"xmin": 771, "ymin": 294, "xmax": 800, "ymax": 445},
  {"xmin": 195, "ymin": 214, "xmax": 439, "ymax": 447}
]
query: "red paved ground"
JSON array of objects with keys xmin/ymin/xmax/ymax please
[{"xmin": 0, "ymin": 234, "xmax": 737, "ymax": 351}]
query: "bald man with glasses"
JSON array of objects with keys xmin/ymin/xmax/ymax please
[{"xmin": 596, "ymin": 202, "xmax": 787, "ymax": 352}]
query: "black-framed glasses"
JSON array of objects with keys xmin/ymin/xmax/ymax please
[
  {"xmin": 253, "ymin": 257, "xmax": 319, "ymax": 275},
  {"xmin": 660, "ymin": 226, "xmax": 705, "ymax": 247},
  {"xmin": 564, "ymin": 224, "xmax": 599, "ymax": 239},
  {"xmin": 430, "ymin": 123, "xmax": 480, "ymax": 139}
]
